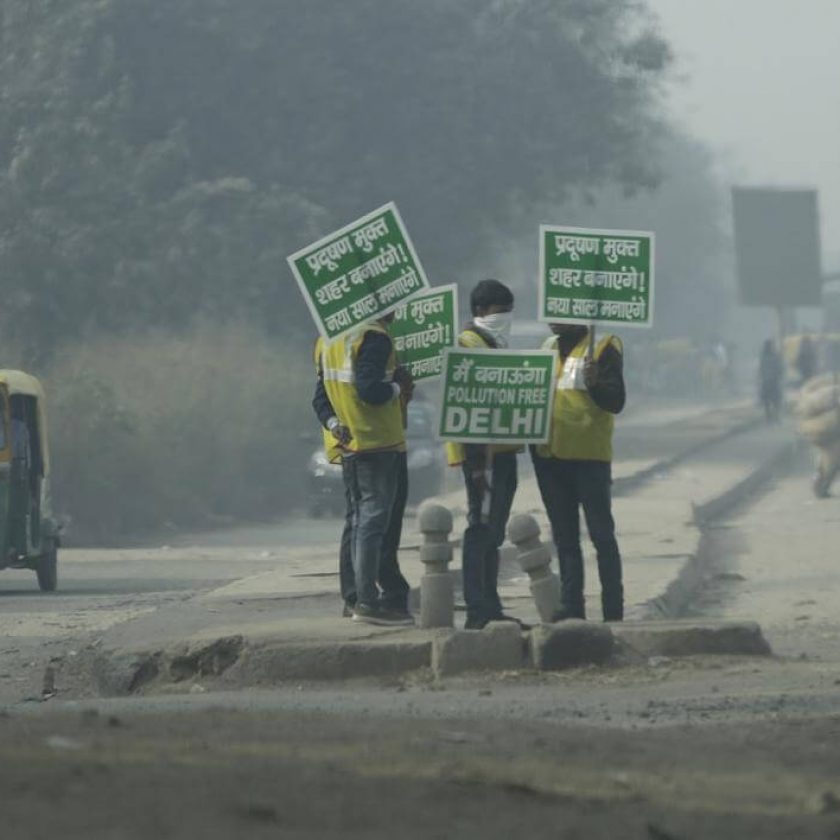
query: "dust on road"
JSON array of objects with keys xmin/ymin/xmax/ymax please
[{"xmin": 3, "ymin": 705, "xmax": 840, "ymax": 839}]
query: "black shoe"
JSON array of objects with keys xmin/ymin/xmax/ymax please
[
  {"xmin": 386, "ymin": 608, "xmax": 416, "ymax": 626},
  {"xmin": 352, "ymin": 604, "xmax": 415, "ymax": 626},
  {"xmin": 464, "ymin": 615, "xmax": 488, "ymax": 630},
  {"xmin": 342, "ymin": 603, "xmax": 355, "ymax": 618}
]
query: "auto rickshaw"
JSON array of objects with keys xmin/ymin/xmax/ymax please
[{"xmin": 0, "ymin": 370, "xmax": 59, "ymax": 591}]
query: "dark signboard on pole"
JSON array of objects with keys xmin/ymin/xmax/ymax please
[{"xmin": 732, "ymin": 187, "xmax": 822, "ymax": 307}]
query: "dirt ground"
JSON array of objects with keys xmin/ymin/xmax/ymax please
[
  {"xmin": 3, "ymin": 703, "xmax": 840, "ymax": 840},
  {"xmin": 4, "ymin": 423, "xmax": 840, "ymax": 839}
]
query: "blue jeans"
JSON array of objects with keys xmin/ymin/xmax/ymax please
[
  {"xmin": 461, "ymin": 451, "xmax": 518, "ymax": 622},
  {"xmin": 530, "ymin": 452, "xmax": 623, "ymax": 620},
  {"xmin": 340, "ymin": 452, "xmax": 410, "ymax": 610},
  {"xmin": 343, "ymin": 450, "xmax": 401, "ymax": 608}
]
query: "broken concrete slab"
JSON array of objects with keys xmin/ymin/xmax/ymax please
[
  {"xmin": 530, "ymin": 621, "xmax": 615, "ymax": 670},
  {"xmin": 613, "ymin": 620, "xmax": 772, "ymax": 657},
  {"xmin": 230, "ymin": 638, "xmax": 433, "ymax": 683},
  {"xmin": 432, "ymin": 622, "xmax": 526, "ymax": 677}
]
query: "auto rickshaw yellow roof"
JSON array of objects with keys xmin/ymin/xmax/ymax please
[{"xmin": 0, "ymin": 370, "xmax": 46, "ymax": 399}]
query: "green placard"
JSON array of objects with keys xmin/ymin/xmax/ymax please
[
  {"xmin": 539, "ymin": 225, "xmax": 654, "ymax": 327},
  {"xmin": 288, "ymin": 202, "xmax": 430, "ymax": 341},
  {"xmin": 438, "ymin": 348, "xmax": 557, "ymax": 444},
  {"xmin": 389, "ymin": 284, "xmax": 458, "ymax": 381}
]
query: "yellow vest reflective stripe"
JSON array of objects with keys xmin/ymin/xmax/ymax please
[
  {"xmin": 313, "ymin": 337, "xmax": 343, "ymax": 464},
  {"xmin": 321, "ymin": 324, "xmax": 405, "ymax": 454},
  {"xmin": 536, "ymin": 334, "xmax": 621, "ymax": 462},
  {"xmin": 445, "ymin": 328, "xmax": 524, "ymax": 467}
]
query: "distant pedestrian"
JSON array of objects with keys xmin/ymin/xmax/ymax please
[
  {"xmin": 758, "ymin": 339, "xmax": 783, "ymax": 422},
  {"xmin": 532, "ymin": 323, "xmax": 626, "ymax": 622},
  {"xmin": 795, "ymin": 335, "xmax": 817, "ymax": 384}
]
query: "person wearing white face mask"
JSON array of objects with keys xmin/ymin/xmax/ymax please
[
  {"xmin": 472, "ymin": 309, "xmax": 513, "ymax": 348},
  {"xmin": 445, "ymin": 279, "xmax": 526, "ymax": 630}
]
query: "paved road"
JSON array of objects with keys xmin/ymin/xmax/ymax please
[
  {"xmin": 4, "ymin": 406, "xmax": 840, "ymax": 838},
  {"xmin": 0, "ymin": 550, "xmax": 284, "ymax": 702},
  {"xmin": 694, "ymin": 452, "xmax": 840, "ymax": 661}
]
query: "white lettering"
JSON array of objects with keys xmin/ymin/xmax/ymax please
[
  {"xmin": 490, "ymin": 409, "xmax": 510, "ymax": 436},
  {"xmin": 444, "ymin": 406, "xmax": 468, "ymax": 434},
  {"xmin": 468, "ymin": 408, "xmax": 490, "ymax": 435}
]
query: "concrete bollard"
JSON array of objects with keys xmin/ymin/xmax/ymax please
[
  {"xmin": 417, "ymin": 502, "xmax": 454, "ymax": 629},
  {"xmin": 507, "ymin": 513, "xmax": 562, "ymax": 623}
]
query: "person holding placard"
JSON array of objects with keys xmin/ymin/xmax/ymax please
[
  {"xmin": 532, "ymin": 323, "xmax": 626, "ymax": 622},
  {"xmin": 446, "ymin": 279, "xmax": 525, "ymax": 630},
  {"xmin": 312, "ymin": 315, "xmax": 415, "ymax": 626},
  {"xmin": 311, "ymin": 362, "xmax": 412, "ymax": 620}
]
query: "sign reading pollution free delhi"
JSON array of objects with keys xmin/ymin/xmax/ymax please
[
  {"xmin": 288, "ymin": 202, "xmax": 430, "ymax": 341},
  {"xmin": 389, "ymin": 284, "xmax": 458, "ymax": 381},
  {"xmin": 438, "ymin": 349, "xmax": 557, "ymax": 445},
  {"xmin": 539, "ymin": 225, "xmax": 655, "ymax": 327}
]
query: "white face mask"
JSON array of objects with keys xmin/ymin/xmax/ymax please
[{"xmin": 474, "ymin": 311, "xmax": 513, "ymax": 348}]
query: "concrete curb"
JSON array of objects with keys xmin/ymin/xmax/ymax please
[
  {"xmin": 530, "ymin": 621, "xmax": 615, "ymax": 670},
  {"xmin": 232, "ymin": 638, "xmax": 433, "ymax": 683},
  {"xmin": 642, "ymin": 440, "xmax": 799, "ymax": 620},
  {"xmin": 614, "ymin": 620, "xmax": 771, "ymax": 658},
  {"xmin": 432, "ymin": 622, "xmax": 525, "ymax": 677},
  {"xmin": 69, "ymin": 617, "xmax": 777, "ymax": 696}
]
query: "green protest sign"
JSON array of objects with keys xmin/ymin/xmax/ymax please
[
  {"xmin": 539, "ymin": 225, "xmax": 654, "ymax": 327},
  {"xmin": 389, "ymin": 284, "xmax": 458, "ymax": 381},
  {"xmin": 288, "ymin": 202, "xmax": 430, "ymax": 341},
  {"xmin": 438, "ymin": 348, "xmax": 557, "ymax": 444}
]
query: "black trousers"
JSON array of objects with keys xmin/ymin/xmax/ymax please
[
  {"xmin": 461, "ymin": 451, "xmax": 518, "ymax": 622},
  {"xmin": 339, "ymin": 451, "xmax": 410, "ymax": 611},
  {"xmin": 530, "ymin": 451, "xmax": 623, "ymax": 621}
]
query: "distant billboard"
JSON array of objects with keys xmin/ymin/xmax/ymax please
[{"xmin": 732, "ymin": 187, "xmax": 822, "ymax": 307}]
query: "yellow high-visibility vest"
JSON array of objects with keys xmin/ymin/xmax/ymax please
[
  {"xmin": 313, "ymin": 337, "xmax": 343, "ymax": 464},
  {"xmin": 320, "ymin": 323, "xmax": 405, "ymax": 454},
  {"xmin": 536, "ymin": 333, "xmax": 622, "ymax": 462},
  {"xmin": 445, "ymin": 328, "xmax": 523, "ymax": 467}
]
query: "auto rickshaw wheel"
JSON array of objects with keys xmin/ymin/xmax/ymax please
[{"xmin": 36, "ymin": 545, "xmax": 58, "ymax": 592}]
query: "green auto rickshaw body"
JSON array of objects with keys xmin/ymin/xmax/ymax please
[{"xmin": 0, "ymin": 370, "xmax": 59, "ymax": 591}]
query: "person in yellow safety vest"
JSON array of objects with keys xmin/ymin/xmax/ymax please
[
  {"xmin": 313, "ymin": 313, "xmax": 415, "ymax": 626},
  {"xmin": 311, "ymin": 332, "xmax": 412, "ymax": 621},
  {"xmin": 532, "ymin": 323, "xmax": 626, "ymax": 622},
  {"xmin": 446, "ymin": 279, "xmax": 527, "ymax": 630}
]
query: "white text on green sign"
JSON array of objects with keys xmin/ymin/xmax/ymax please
[
  {"xmin": 539, "ymin": 225, "xmax": 654, "ymax": 327},
  {"xmin": 288, "ymin": 202, "xmax": 430, "ymax": 341},
  {"xmin": 438, "ymin": 349, "xmax": 557, "ymax": 444},
  {"xmin": 389, "ymin": 284, "xmax": 458, "ymax": 381}
]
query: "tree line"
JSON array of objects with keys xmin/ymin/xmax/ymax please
[{"xmin": 0, "ymin": 1, "xmax": 730, "ymax": 539}]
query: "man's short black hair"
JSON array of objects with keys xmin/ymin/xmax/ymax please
[{"xmin": 470, "ymin": 279, "xmax": 514, "ymax": 315}]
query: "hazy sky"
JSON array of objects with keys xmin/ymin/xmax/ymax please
[{"xmin": 648, "ymin": 0, "xmax": 840, "ymax": 268}]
